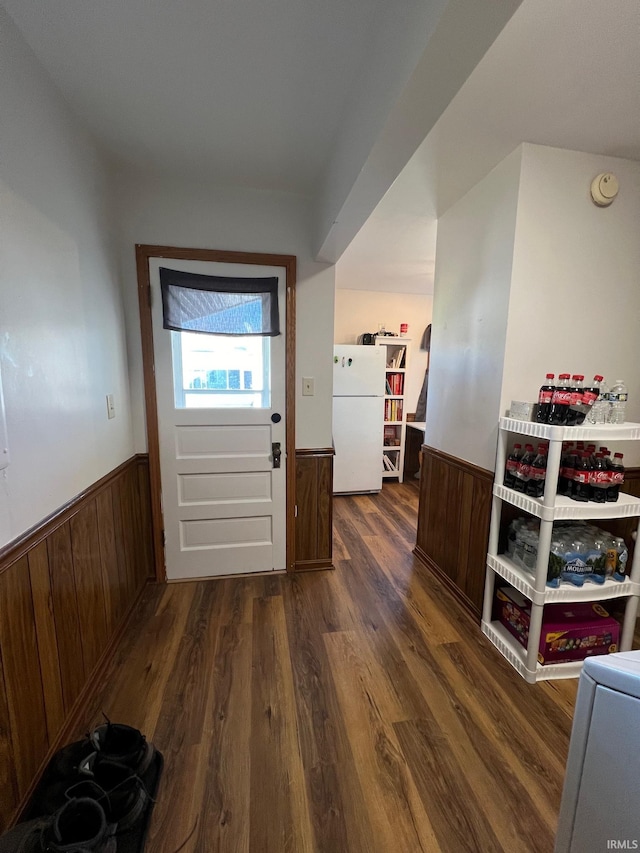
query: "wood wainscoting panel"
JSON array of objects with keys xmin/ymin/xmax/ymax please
[
  {"xmin": 0, "ymin": 557, "xmax": 49, "ymax": 798},
  {"xmin": 0, "ymin": 455, "xmax": 154, "ymax": 832},
  {"xmin": 27, "ymin": 543, "xmax": 66, "ymax": 742},
  {"xmin": 70, "ymin": 502, "xmax": 110, "ymax": 677},
  {"xmin": 95, "ymin": 488, "xmax": 121, "ymax": 634},
  {"xmin": 47, "ymin": 523, "xmax": 86, "ymax": 710},
  {"xmin": 415, "ymin": 446, "xmax": 493, "ymax": 620},
  {"xmin": 295, "ymin": 449, "xmax": 334, "ymax": 572}
]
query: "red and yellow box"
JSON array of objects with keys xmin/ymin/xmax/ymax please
[{"xmin": 496, "ymin": 586, "xmax": 619, "ymax": 665}]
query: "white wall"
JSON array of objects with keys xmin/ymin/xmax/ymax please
[
  {"xmin": 503, "ymin": 145, "xmax": 640, "ymax": 413},
  {"xmin": 502, "ymin": 144, "xmax": 640, "ymax": 463},
  {"xmin": 425, "ymin": 147, "xmax": 522, "ymax": 469},
  {"xmin": 0, "ymin": 10, "xmax": 133, "ymax": 547},
  {"xmin": 428, "ymin": 142, "xmax": 640, "ymax": 474},
  {"xmin": 112, "ymin": 170, "xmax": 335, "ymax": 451},
  {"xmin": 333, "ymin": 289, "xmax": 432, "ymax": 413}
]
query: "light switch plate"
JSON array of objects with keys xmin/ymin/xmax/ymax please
[
  {"xmin": 302, "ymin": 377, "xmax": 314, "ymax": 396},
  {"xmin": 106, "ymin": 394, "xmax": 116, "ymax": 419}
]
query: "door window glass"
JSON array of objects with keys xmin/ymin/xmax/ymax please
[{"xmin": 172, "ymin": 332, "xmax": 270, "ymax": 409}]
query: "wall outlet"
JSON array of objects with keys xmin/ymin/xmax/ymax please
[
  {"xmin": 302, "ymin": 377, "xmax": 314, "ymax": 396},
  {"xmin": 106, "ymin": 394, "xmax": 116, "ymax": 419}
]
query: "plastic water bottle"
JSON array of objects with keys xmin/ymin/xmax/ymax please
[
  {"xmin": 587, "ymin": 377, "xmax": 609, "ymax": 424},
  {"xmin": 608, "ymin": 379, "xmax": 628, "ymax": 424},
  {"xmin": 613, "ymin": 537, "xmax": 628, "ymax": 581}
]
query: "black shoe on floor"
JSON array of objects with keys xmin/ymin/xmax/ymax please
[
  {"xmin": 47, "ymin": 721, "xmax": 155, "ymax": 782},
  {"xmin": 0, "ymin": 798, "xmax": 116, "ymax": 853},
  {"xmin": 33, "ymin": 756, "xmax": 151, "ymax": 832}
]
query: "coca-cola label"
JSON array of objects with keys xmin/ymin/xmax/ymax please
[
  {"xmin": 529, "ymin": 466, "xmax": 546, "ymax": 481},
  {"xmin": 562, "ymin": 466, "xmax": 576, "ymax": 479},
  {"xmin": 552, "ymin": 390, "xmax": 572, "ymax": 406},
  {"xmin": 506, "ymin": 459, "xmax": 518, "ymax": 472},
  {"xmin": 592, "ymin": 471, "xmax": 609, "ymax": 485},
  {"xmin": 517, "ymin": 464, "xmax": 531, "ymax": 479},
  {"xmin": 610, "ymin": 471, "xmax": 625, "ymax": 484},
  {"xmin": 582, "ymin": 390, "xmax": 597, "ymax": 406},
  {"xmin": 538, "ymin": 389, "xmax": 553, "ymax": 404},
  {"xmin": 573, "ymin": 471, "xmax": 589, "ymax": 484},
  {"xmin": 570, "ymin": 391, "xmax": 582, "ymax": 406}
]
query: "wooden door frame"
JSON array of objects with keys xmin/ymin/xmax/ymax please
[{"xmin": 135, "ymin": 244, "xmax": 297, "ymax": 582}]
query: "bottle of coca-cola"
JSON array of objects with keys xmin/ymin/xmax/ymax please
[
  {"xmin": 590, "ymin": 453, "xmax": 608, "ymax": 503},
  {"xmin": 536, "ymin": 373, "xmax": 555, "ymax": 423},
  {"xmin": 513, "ymin": 444, "xmax": 535, "ymax": 493},
  {"xmin": 526, "ymin": 444, "xmax": 547, "ymax": 498},
  {"xmin": 583, "ymin": 375, "xmax": 603, "ymax": 404},
  {"xmin": 557, "ymin": 442, "xmax": 568, "ymax": 494},
  {"xmin": 571, "ymin": 451, "xmax": 591, "ymax": 502},
  {"xmin": 548, "ymin": 373, "xmax": 572, "ymax": 425},
  {"xmin": 562, "ymin": 446, "xmax": 578, "ymax": 497},
  {"xmin": 566, "ymin": 375, "xmax": 584, "ymax": 425},
  {"xmin": 607, "ymin": 452, "xmax": 625, "ymax": 503},
  {"xmin": 503, "ymin": 443, "xmax": 522, "ymax": 489}
]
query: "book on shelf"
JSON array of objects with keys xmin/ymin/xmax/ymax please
[
  {"xmin": 386, "ymin": 373, "xmax": 404, "ymax": 395},
  {"xmin": 386, "ymin": 345, "xmax": 407, "ymax": 369},
  {"xmin": 383, "ymin": 453, "xmax": 397, "ymax": 471}
]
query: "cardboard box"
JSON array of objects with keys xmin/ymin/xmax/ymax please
[
  {"xmin": 508, "ymin": 400, "xmax": 535, "ymax": 421},
  {"xmin": 496, "ymin": 586, "xmax": 619, "ymax": 665}
]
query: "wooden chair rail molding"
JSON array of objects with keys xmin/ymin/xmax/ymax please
[{"xmin": 0, "ymin": 455, "xmax": 154, "ymax": 831}]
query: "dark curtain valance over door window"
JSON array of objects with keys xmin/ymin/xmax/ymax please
[{"xmin": 160, "ymin": 267, "xmax": 280, "ymax": 336}]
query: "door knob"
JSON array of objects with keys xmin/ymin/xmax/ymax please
[{"xmin": 272, "ymin": 442, "xmax": 282, "ymax": 468}]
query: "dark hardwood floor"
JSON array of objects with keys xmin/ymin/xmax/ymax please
[{"xmin": 73, "ymin": 482, "xmax": 577, "ymax": 852}]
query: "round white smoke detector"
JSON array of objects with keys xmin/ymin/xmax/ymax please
[{"xmin": 590, "ymin": 172, "xmax": 619, "ymax": 207}]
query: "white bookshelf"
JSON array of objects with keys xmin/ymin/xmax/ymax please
[{"xmin": 376, "ymin": 337, "xmax": 410, "ymax": 483}]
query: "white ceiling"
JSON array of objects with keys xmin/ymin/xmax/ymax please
[
  {"xmin": 1, "ymin": 0, "xmax": 399, "ymax": 193},
  {"xmin": 5, "ymin": 0, "xmax": 639, "ymax": 295},
  {"xmin": 337, "ymin": 0, "xmax": 640, "ymax": 294}
]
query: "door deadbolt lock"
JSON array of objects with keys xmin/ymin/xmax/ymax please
[{"xmin": 272, "ymin": 442, "xmax": 282, "ymax": 468}]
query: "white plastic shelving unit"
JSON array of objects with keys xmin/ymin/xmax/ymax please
[
  {"xmin": 376, "ymin": 337, "xmax": 410, "ymax": 483},
  {"xmin": 482, "ymin": 417, "xmax": 640, "ymax": 683}
]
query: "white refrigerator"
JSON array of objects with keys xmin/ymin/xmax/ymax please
[{"xmin": 332, "ymin": 345, "xmax": 386, "ymax": 493}]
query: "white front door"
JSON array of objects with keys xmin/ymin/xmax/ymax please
[{"xmin": 149, "ymin": 257, "xmax": 287, "ymax": 580}]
